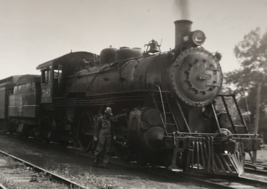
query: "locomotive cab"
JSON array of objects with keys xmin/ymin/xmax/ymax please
[
  {"xmin": 40, "ymin": 66, "xmax": 53, "ymax": 103},
  {"xmin": 37, "ymin": 51, "xmax": 98, "ymax": 103},
  {"xmin": 38, "ymin": 63, "xmax": 66, "ymax": 102},
  {"xmin": 39, "ymin": 63, "xmax": 75, "ymax": 102}
]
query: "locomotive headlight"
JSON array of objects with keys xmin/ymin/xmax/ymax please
[{"xmin": 192, "ymin": 30, "xmax": 206, "ymax": 46}]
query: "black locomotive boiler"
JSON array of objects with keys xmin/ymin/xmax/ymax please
[{"xmin": 0, "ymin": 20, "xmax": 262, "ymax": 176}]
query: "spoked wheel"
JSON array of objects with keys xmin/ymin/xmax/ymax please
[{"xmin": 77, "ymin": 111, "xmax": 94, "ymax": 152}]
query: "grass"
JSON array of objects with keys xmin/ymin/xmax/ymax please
[
  {"xmin": 2, "ymin": 178, "xmax": 14, "ymax": 187},
  {"xmin": 2, "ymin": 155, "xmax": 120, "ymax": 189},
  {"xmin": 0, "ymin": 155, "xmax": 67, "ymax": 189},
  {"xmin": 5, "ymin": 157, "xmax": 24, "ymax": 170},
  {"xmin": 45, "ymin": 163, "xmax": 120, "ymax": 189}
]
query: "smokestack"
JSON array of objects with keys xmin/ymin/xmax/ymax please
[{"xmin": 174, "ymin": 20, "xmax": 192, "ymax": 49}]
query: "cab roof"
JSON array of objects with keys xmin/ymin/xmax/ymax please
[{"xmin": 36, "ymin": 51, "xmax": 98, "ymax": 70}]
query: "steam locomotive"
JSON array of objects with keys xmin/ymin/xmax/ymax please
[{"xmin": 0, "ymin": 20, "xmax": 262, "ymax": 176}]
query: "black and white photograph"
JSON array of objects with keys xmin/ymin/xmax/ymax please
[{"xmin": 0, "ymin": 0, "xmax": 266, "ymax": 188}]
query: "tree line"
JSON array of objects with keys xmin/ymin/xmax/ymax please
[{"xmin": 224, "ymin": 27, "xmax": 267, "ymax": 141}]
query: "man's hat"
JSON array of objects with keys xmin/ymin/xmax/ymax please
[{"xmin": 104, "ymin": 107, "xmax": 113, "ymax": 115}]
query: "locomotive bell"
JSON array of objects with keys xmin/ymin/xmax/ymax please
[{"xmin": 145, "ymin": 39, "xmax": 161, "ymax": 53}]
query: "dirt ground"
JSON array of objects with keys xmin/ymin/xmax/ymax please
[
  {"xmin": 1, "ymin": 132, "xmax": 266, "ymax": 189},
  {"xmin": 0, "ymin": 156, "xmax": 69, "ymax": 189},
  {"xmin": 0, "ymin": 133, "xmax": 207, "ymax": 189},
  {"xmin": 244, "ymin": 145, "xmax": 267, "ymax": 164},
  {"xmin": 255, "ymin": 145, "xmax": 267, "ymax": 163}
]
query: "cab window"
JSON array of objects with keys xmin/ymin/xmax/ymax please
[
  {"xmin": 18, "ymin": 85, "xmax": 21, "ymax": 93},
  {"xmin": 42, "ymin": 70, "xmax": 50, "ymax": 83},
  {"xmin": 14, "ymin": 86, "xmax": 18, "ymax": 94},
  {"xmin": 53, "ymin": 65, "xmax": 63, "ymax": 83}
]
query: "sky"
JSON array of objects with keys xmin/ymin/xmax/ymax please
[{"xmin": 0, "ymin": 0, "xmax": 267, "ymax": 79}]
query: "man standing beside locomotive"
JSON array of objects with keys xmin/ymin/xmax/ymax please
[{"xmin": 93, "ymin": 107, "xmax": 113, "ymax": 168}]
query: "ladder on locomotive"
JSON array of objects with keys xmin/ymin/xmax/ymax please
[
  {"xmin": 152, "ymin": 85, "xmax": 191, "ymax": 135},
  {"xmin": 217, "ymin": 94, "xmax": 249, "ymax": 134}
]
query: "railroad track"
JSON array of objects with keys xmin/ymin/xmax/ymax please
[
  {"xmin": 0, "ymin": 183, "xmax": 7, "ymax": 189},
  {"xmin": 0, "ymin": 150, "xmax": 87, "ymax": 189},
  {"xmin": 202, "ymin": 174, "xmax": 267, "ymax": 189},
  {"xmin": 151, "ymin": 168, "xmax": 267, "ymax": 189},
  {"xmin": 245, "ymin": 160, "xmax": 267, "ymax": 176},
  {"xmin": 245, "ymin": 160, "xmax": 267, "ymax": 168},
  {"xmin": 67, "ymin": 146, "xmax": 267, "ymax": 189},
  {"xmin": 15, "ymin": 136, "xmax": 267, "ymax": 189},
  {"xmin": 245, "ymin": 166, "xmax": 267, "ymax": 176},
  {"xmin": 1, "ymin": 133, "xmax": 267, "ymax": 189}
]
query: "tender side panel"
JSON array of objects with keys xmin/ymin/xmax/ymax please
[
  {"xmin": 0, "ymin": 87, "xmax": 7, "ymax": 119},
  {"xmin": 9, "ymin": 84, "xmax": 40, "ymax": 118},
  {"xmin": 8, "ymin": 94, "xmax": 18, "ymax": 117},
  {"xmin": 22, "ymin": 92, "xmax": 39, "ymax": 118}
]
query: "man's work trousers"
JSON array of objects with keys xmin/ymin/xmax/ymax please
[{"xmin": 94, "ymin": 134, "xmax": 111, "ymax": 166}]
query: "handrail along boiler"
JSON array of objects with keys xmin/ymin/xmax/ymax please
[{"xmin": 1, "ymin": 20, "xmax": 262, "ymax": 176}]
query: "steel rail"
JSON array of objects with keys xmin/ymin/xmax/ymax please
[
  {"xmin": 67, "ymin": 147, "xmax": 261, "ymax": 189},
  {"xmin": 245, "ymin": 163, "xmax": 267, "ymax": 176},
  {"xmin": 149, "ymin": 168, "xmax": 238, "ymax": 189},
  {"xmin": 148, "ymin": 166, "xmax": 267, "ymax": 189},
  {"xmin": 245, "ymin": 168, "xmax": 267, "ymax": 176},
  {"xmin": 208, "ymin": 174, "xmax": 267, "ymax": 189},
  {"xmin": 0, "ymin": 150, "xmax": 87, "ymax": 189},
  {"xmin": 0, "ymin": 183, "xmax": 8, "ymax": 189}
]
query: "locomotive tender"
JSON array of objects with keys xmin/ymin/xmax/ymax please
[{"xmin": 0, "ymin": 20, "xmax": 262, "ymax": 176}]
